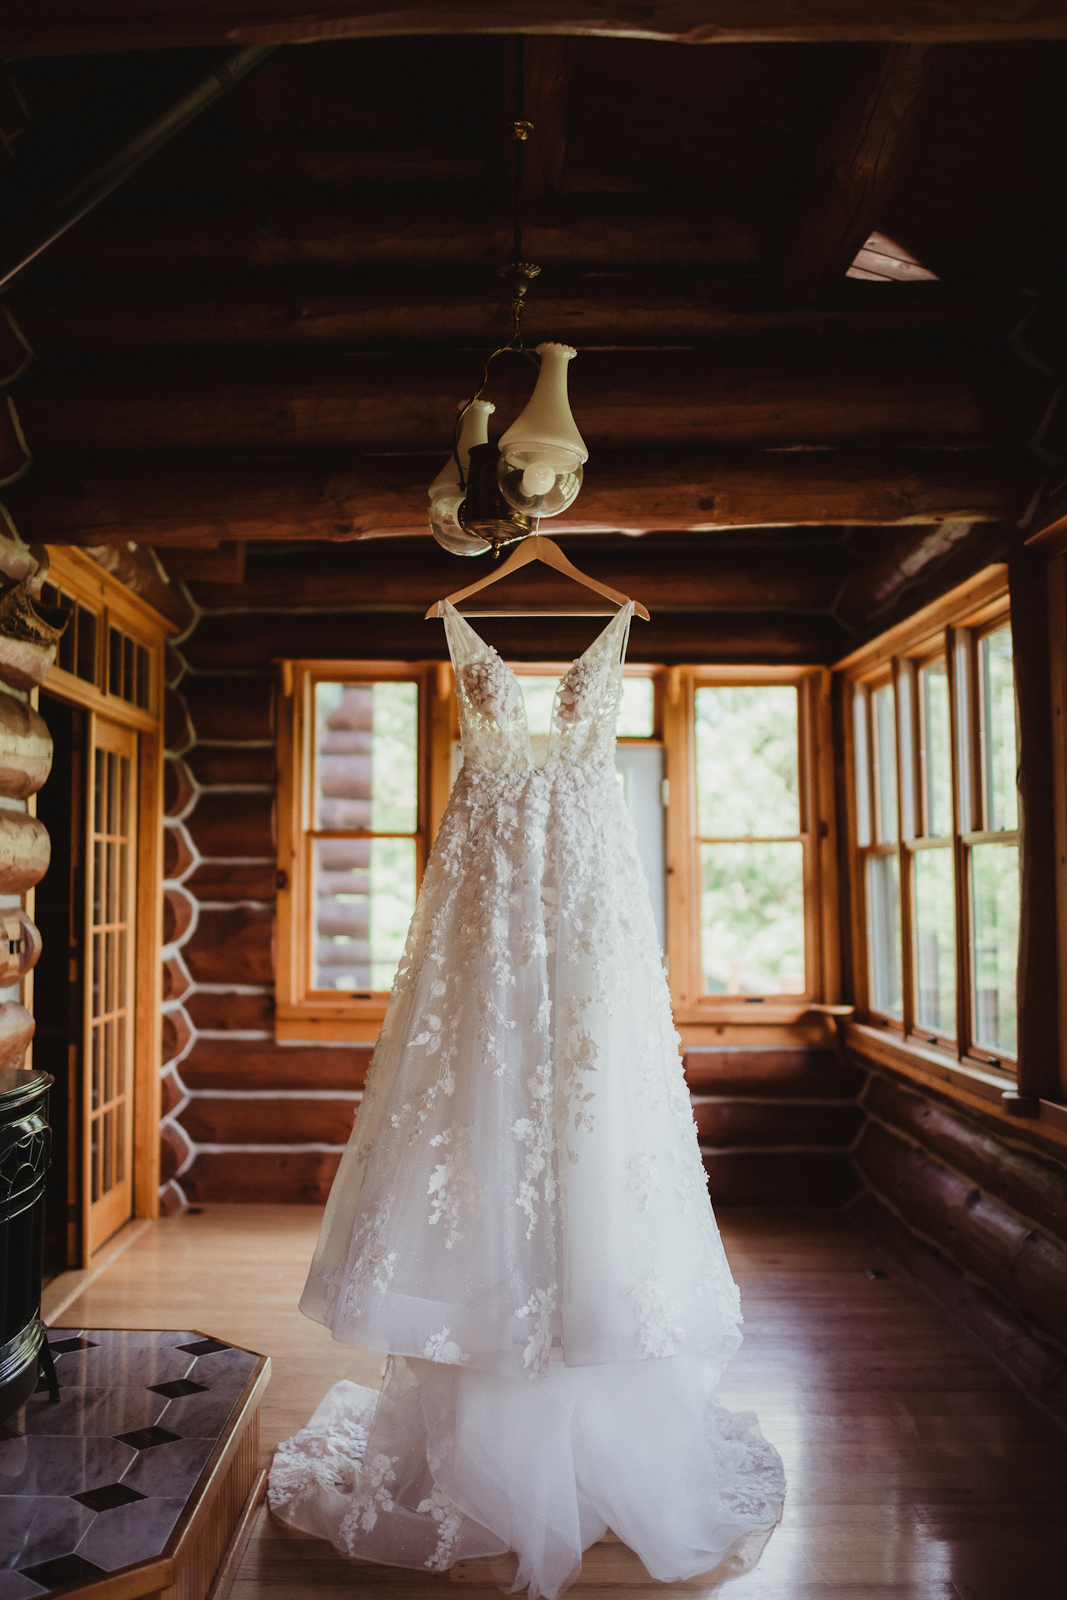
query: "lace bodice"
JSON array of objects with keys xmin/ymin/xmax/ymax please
[{"xmin": 444, "ymin": 601, "xmax": 633, "ymax": 775}]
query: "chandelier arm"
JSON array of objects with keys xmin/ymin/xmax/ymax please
[{"xmin": 450, "ymin": 337, "xmax": 529, "ymax": 486}]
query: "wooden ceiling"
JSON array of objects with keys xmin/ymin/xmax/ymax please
[{"xmin": 1, "ymin": 4, "xmax": 1065, "ymax": 655}]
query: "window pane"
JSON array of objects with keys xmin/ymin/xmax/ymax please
[
  {"xmin": 77, "ymin": 606, "xmax": 97, "ymax": 683},
  {"xmin": 699, "ymin": 840, "xmax": 804, "ymax": 995},
  {"xmin": 872, "ymin": 683, "xmax": 898, "ymax": 844},
  {"xmin": 913, "ymin": 847, "xmax": 956, "ymax": 1036},
  {"xmin": 123, "ymin": 634, "xmax": 135, "ymax": 703},
  {"xmin": 971, "ymin": 841, "xmax": 1019, "ymax": 1055},
  {"xmin": 517, "ymin": 673, "xmax": 654, "ymax": 739},
  {"xmin": 109, "ymin": 626, "xmax": 122, "ymax": 695},
  {"xmin": 136, "ymin": 643, "xmax": 151, "ymax": 709},
  {"xmin": 852, "ymin": 687, "xmax": 871, "ymax": 848},
  {"xmin": 516, "ymin": 677, "xmax": 561, "ymax": 738},
  {"xmin": 314, "ymin": 835, "xmax": 416, "ymax": 993},
  {"xmin": 316, "ymin": 681, "xmax": 418, "ymax": 833},
  {"xmin": 867, "ymin": 853, "xmax": 902, "ymax": 1017},
  {"xmin": 898, "ymin": 669, "xmax": 916, "ymax": 841},
  {"xmin": 919, "ymin": 658, "xmax": 952, "ymax": 838},
  {"xmin": 618, "ymin": 677, "xmax": 654, "ymax": 737},
  {"xmin": 695, "ymin": 686, "xmax": 799, "ymax": 838},
  {"xmin": 56, "ymin": 592, "xmax": 76, "ymax": 674},
  {"xmin": 979, "ymin": 626, "xmax": 1018, "ymax": 831}
]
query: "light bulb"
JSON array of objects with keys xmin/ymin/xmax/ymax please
[
  {"xmin": 496, "ymin": 448, "xmax": 583, "ymax": 517},
  {"xmin": 521, "ymin": 461, "xmax": 557, "ymax": 497},
  {"xmin": 428, "ymin": 490, "xmax": 491, "ymax": 557}
]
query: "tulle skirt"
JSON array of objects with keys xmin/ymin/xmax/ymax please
[{"xmin": 268, "ymin": 1349, "xmax": 785, "ymax": 1598}]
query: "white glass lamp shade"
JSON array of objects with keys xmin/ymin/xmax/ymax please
[
  {"xmin": 428, "ymin": 400, "xmax": 495, "ymax": 556},
  {"xmin": 496, "ymin": 343, "xmax": 588, "ymax": 518}
]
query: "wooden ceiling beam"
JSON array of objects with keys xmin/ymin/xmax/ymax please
[
  {"xmin": 772, "ymin": 43, "xmax": 935, "ymax": 300},
  {"xmin": 0, "ymin": 47, "xmax": 279, "ymax": 294},
  {"xmin": 834, "ymin": 517, "xmax": 978, "ymax": 627},
  {"xmin": 169, "ymin": 537, "xmax": 852, "ymax": 612},
  {"xmin": 5, "ymin": 448, "xmax": 1032, "ymax": 545},
  {"xmin": 179, "ymin": 605, "xmax": 848, "ymax": 670},
  {"xmin": 43, "ymin": 193, "xmax": 767, "ymax": 274},
  {"xmin": 7, "ymin": 3, "xmax": 1067, "ymax": 57},
  {"xmin": 16, "ymin": 341, "xmax": 1040, "ymax": 454},
  {"xmin": 497, "ymin": 34, "xmax": 577, "ymax": 200},
  {"xmin": 138, "ymin": 144, "xmax": 488, "ymax": 189},
  {"xmin": 12, "ymin": 275, "xmax": 1022, "ymax": 354}
]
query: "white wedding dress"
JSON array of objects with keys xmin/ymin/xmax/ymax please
[{"xmin": 268, "ymin": 602, "xmax": 785, "ymax": 1596}]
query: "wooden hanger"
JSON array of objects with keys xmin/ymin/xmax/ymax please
[{"xmin": 425, "ymin": 535, "xmax": 650, "ymax": 621}]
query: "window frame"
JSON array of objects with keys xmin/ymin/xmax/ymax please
[
  {"xmin": 505, "ymin": 659, "xmax": 662, "ymax": 742},
  {"xmin": 38, "ymin": 548, "xmax": 164, "ymax": 732},
  {"xmin": 838, "ymin": 566, "xmax": 1018, "ymax": 1079},
  {"xmin": 275, "ymin": 659, "xmax": 449, "ymax": 1042},
  {"xmin": 663, "ymin": 664, "xmax": 839, "ymax": 1025},
  {"xmin": 277, "ymin": 656, "xmax": 839, "ymax": 1039}
]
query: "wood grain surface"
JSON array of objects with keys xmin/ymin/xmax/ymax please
[
  {"xmin": 11, "ymin": 4, "xmax": 1067, "ymax": 59},
  {"xmin": 46, "ymin": 1206, "xmax": 1067, "ymax": 1599}
]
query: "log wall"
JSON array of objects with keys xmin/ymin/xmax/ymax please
[
  {"xmin": 161, "ymin": 562, "xmax": 1067, "ymax": 1438},
  {"xmin": 849, "ymin": 1053, "xmax": 1067, "ymax": 1427},
  {"xmin": 686, "ymin": 1045, "xmax": 865, "ymax": 1207},
  {"xmin": 0, "ymin": 507, "xmax": 54, "ymax": 1077},
  {"xmin": 161, "ymin": 563, "xmax": 872, "ymax": 1207},
  {"xmin": 159, "ymin": 651, "xmax": 370, "ymax": 1211}
]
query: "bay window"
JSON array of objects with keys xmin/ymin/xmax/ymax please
[{"xmin": 842, "ymin": 569, "xmax": 1020, "ymax": 1071}]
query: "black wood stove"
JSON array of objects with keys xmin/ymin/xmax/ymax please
[{"xmin": 0, "ymin": 1067, "xmax": 57, "ymax": 1425}]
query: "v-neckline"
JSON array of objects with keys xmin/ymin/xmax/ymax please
[{"xmin": 443, "ymin": 601, "xmax": 633, "ymax": 770}]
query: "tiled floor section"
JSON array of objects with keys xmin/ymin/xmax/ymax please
[{"xmin": 0, "ymin": 1329, "xmax": 258, "ymax": 1596}]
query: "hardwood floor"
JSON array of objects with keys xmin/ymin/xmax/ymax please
[{"xmin": 52, "ymin": 1207, "xmax": 1067, "ymax": 1599}]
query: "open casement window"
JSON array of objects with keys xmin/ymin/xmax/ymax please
[
  {"xmin": 275, "ymin": 661, "xmax": 451, "ymax": 1042},
  {"xmin": 663, "ymin": 666, "xmax": 839, "ymax": 1025},
  {"xmin": 842, "ymin": 568, "xmax": 1019, "ymax": 1075}
]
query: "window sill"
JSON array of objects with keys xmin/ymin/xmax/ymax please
[
  {"xmin": 275, "ymin": 1000, "xmax": 386, "ymax": 1044},
  {"xmin": 845, "ymin": 1020, "xmax": 1067, "ymax": 1160},
  {"xmin": 674, "ymin": 1002, "xmax": 813, "ymax": 1027},
  {"xmin": 846, "ymin": 1021, "xmax": 1012, "ymax": 1097}
]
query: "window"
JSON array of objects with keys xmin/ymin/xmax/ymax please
[
  {"xmin": 512, "ymin": 671, "xmax": 654, "ymax": 740},
  {"xmin": 843, "ymin": 570, "xmax": 1019, "ymax": 1070},
  {"xmin": 278, "ymin": 657, "xmax": 837, "ymax": 1038},
  {"xmin": 275, "ymin": 661, "xmax": 445, "ymax": 1041},
  {"xmin": 664, "ymin": 667, "xmax": 837, "ymax": 1017},
  {"xmin": 694, "ymin": 685, "xmax": 805, "ymax": 996},
  {"xmin": 511, "ymin": 664, "xmax": 665, "ymax": 946},
  {"xmin": 108, "ymin": 625, "xmax": 151, "ymax": 710},
  {"xmin": 968, "ymin": 624, "xmax": 1020, "ymax": 1056},
  {"xmin": 854, "ymin": 676, "xmax": 903, "ymax": 1017},
  {"xmin": 313, "ymin": 680, "xmax": 419, "ymax": 995},
  {"xmin": 39, "ymin": 575, "xmax": 154, "ymax": 710}
]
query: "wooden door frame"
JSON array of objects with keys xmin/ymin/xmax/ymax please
[
  {"xmin": 82, "ymin": 713, "xmax": 139, "ymax": 1254},
  {"xmin": 41, "ymin": 547, "xmax": 172, "ymax": 1249}
]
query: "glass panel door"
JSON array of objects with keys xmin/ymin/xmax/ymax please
[{"xmin": 84, "ymin": 716, "xmax": 138, "ymax": 1254}]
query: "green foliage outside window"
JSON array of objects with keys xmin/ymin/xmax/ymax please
[{"xmin": 695, "ymin": 686, "xmax": 805, "ymax": 996}]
